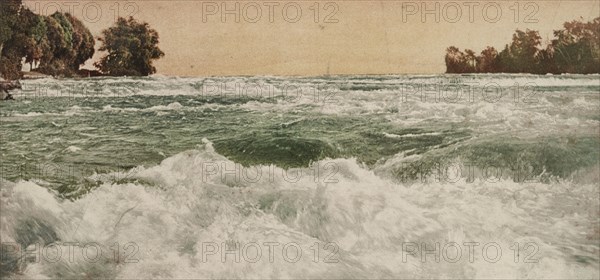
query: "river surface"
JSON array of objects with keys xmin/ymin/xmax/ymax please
[{"xmin": 0, "ymin": 74, "xmax": 598, "ymax": 278}]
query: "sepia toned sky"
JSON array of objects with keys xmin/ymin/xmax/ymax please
[{"xmin": 23, "ymin": 0, "xmax": 600, "ymax": 76}]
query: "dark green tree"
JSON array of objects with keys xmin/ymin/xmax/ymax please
[
  {"xmin": 66, "ymin": 13, "xmax": 95, "ymax": 70},
  {"xmin": 17, "ymin": 8, "xmax": 47, "ymax": 71},
  {"xmin": 95, "ymin": 17, "xmax": 164, "ymax": 76},
  {"xmin": 48, "ymin": 13, "xmax": 73, "ymax": 61},
  {"xmin": 37, "ymin": 12, "xmax": 94, "ymax": 76},
  {"xmin": 0, "ymin": 1, "xmax": 95, "ymax": 79},
  {"xmin": 37, "ymin": 14, "xmax": 71, "ymax": 75},
  {"xmin": 536, "ymin": 46, "xmax": 558, "ymax": 74},
  {"xmin": 444, "ymin": 47, "xmax": 478, "ymax": 73},
  {"xmin": 445, "ymin": 17, "xmax": 599, "ymax": 74},
  {"xmin": 552, "ymin": 17, "xmax": 600, "ymax": 73},
  {"xmin": 0, "ymin": 0, "xmax": 22, "ymax": 55},
  {"xmin": 499, "ymin": 29, "xmax": 542, "ymax": 73},
  {"xmin": 0, "ymin": 0, "xmax": 23, "ymax": 79}
]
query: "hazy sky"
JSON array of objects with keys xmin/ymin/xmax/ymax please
[{"xmin": 23, "ymin": 0, "xmax": 600, "ymax": 76}]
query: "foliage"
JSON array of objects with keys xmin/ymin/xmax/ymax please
[
  {"xmin": 0, "ymin": 0, "xmax": 22, "ymax": 51},
  {"xmin": 446, "ymin": 17, "xmax": 600, "ymax": 74},
  {"xmin": 66, "ymin": 13, "xmax": 95, "ymax": 70},
  {"xmin": 0, "ymin": 1, "xmax": 95, "ymax": 79},
  {"xmin": 551, "ymin": 18, "xmax": 600, "ymax": 74},
  {"xmin": 0, "ymin": 0, "xmax": 23, "ymax": 79},
  {"xmin": 18, "ymin": 8, "xmax": 46, "ymax": 70},
  {"xmin": 477, "ymin": 46, "xmax": 499, "ymax": 73},
  {"xmin": 445, "ymin": 47, "xmax": 474, "ymax": 73},
  {"xmin": 499, "ymin": 29, "xmax": 542, "ymax": 73},
  {"xmin": 1, "ymin": 5, "xmax": 161, "ymax": 78},
  {"xmin": 95, "ymin": 17, "xmax": 164, "ymax": 76}
]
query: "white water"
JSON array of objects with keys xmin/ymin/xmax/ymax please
[
  {"xmin": 1, "ymin": 75, "xmax": 598, "ymax": 279},
  {"xmin": 1, "ymin": 140, "xmax": 598, "ymax": 279}
]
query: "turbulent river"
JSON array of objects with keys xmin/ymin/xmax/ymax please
[{"xmin": 0, "ymin": 74, "xmax": 598, "ymax": 279}]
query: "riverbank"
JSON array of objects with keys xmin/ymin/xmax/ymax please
[
  {"xmin": 22, "ymin": 71, "xmax": 51, "ymax": 80},
  {"xmin": 20, "ymin": 69, "xmax": 105, "ymax": 80}
]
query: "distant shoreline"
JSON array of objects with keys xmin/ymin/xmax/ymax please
[{"xmin": 17, "ymin": 71, "xmax": 600, "ymax": 80}]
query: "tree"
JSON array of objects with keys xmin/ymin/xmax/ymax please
[
  {"xmin": 66, "ymin": 13, "xmax": 94, "ymax": 70},
  {"xmin": 95, "ymin": 17, "xmax": 164, "ymax": 76},
  {"xmin": 552, "ymin": 17, "xmax": 600, "ymax": 73},
  {"xmin": 0, "ymin": 0, "xmax": 22, "ymax": 55},
  {"xmin": 48, "ymin": 13, "xmax": 73, "ymax": 61},
  {"xmin": 496, "ymin": 45, "xmax": 514, "ymax": 73},
  {"xmin": 445, "ymin": 18, "xmax": 599, "ymax": 74},
  {"xmin": 37, "ymin": 12, "xmax": 94, "ymax": 76},
  {"xmin": 37, "ymin": 14, "xmax": 72, "ymax": 75},
  {"xmin": 445, "ymin": 46, "xmax": 479, "ymax": 73},
  {"xmin": 0, "ymin": 1, "xmax": 95, "ymax": 79},
  {"xmin": 476, "ymin": 46, "xmax": 499, "ymax": 73},
  {"xmin": 17, "ymin": 8, "xmax": 46, "ymax": 71},
  {"xmin": 445, "ymin": 47, "xmax": 468, "ymax": 73},
  {"xmin": 0, "ymin": 0, "xmax": 23, "ymax": 79},
  {"xmin": 536, "ymin": 46, "xmax": 558, "ymax": 74},
  {"xmin": 502, "ymin": 29, "xmax": 542, "ymax": 73},
  {"xmin": 464, "ymin": 49, "xmax": 478, "ymax": 72}
]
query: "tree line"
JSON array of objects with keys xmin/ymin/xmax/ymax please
[
  {"xmin": 446, "ymin": 17, "xmax": 600, "ymax": 74},
  {"xmin": 0, "ymin": 0, "xmax": 164, "ymax": 80}
]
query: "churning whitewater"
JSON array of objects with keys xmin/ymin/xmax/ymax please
[{"xmin": 0, "ymin": 74, "xmax": 598, "ymax": 279}]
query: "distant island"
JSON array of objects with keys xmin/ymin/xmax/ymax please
[
  {"xmin": 445, "ymin": 17, "xmax": 600, "ymax": 74},
  {"xmin": 0, "ymin": 0, "xmax": 164, "ymax": 80}
]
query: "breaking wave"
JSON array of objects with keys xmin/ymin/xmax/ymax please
[{"xmin": 1, "ymin": 140, "xmax": 598, "ymax": 279}]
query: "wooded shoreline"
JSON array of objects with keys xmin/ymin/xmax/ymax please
[{"xmin": 1, "ymin": 0, "xmax": 164, "ymax": 81}]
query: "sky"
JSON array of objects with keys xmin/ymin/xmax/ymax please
[{"xmin": 22, "ymin": 0, "xmax": 600, "ymax": 76}]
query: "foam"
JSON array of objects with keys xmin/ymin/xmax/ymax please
[{"xmin": 1, "ymin": 140, "xmax": 597, "ymax": 279}]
